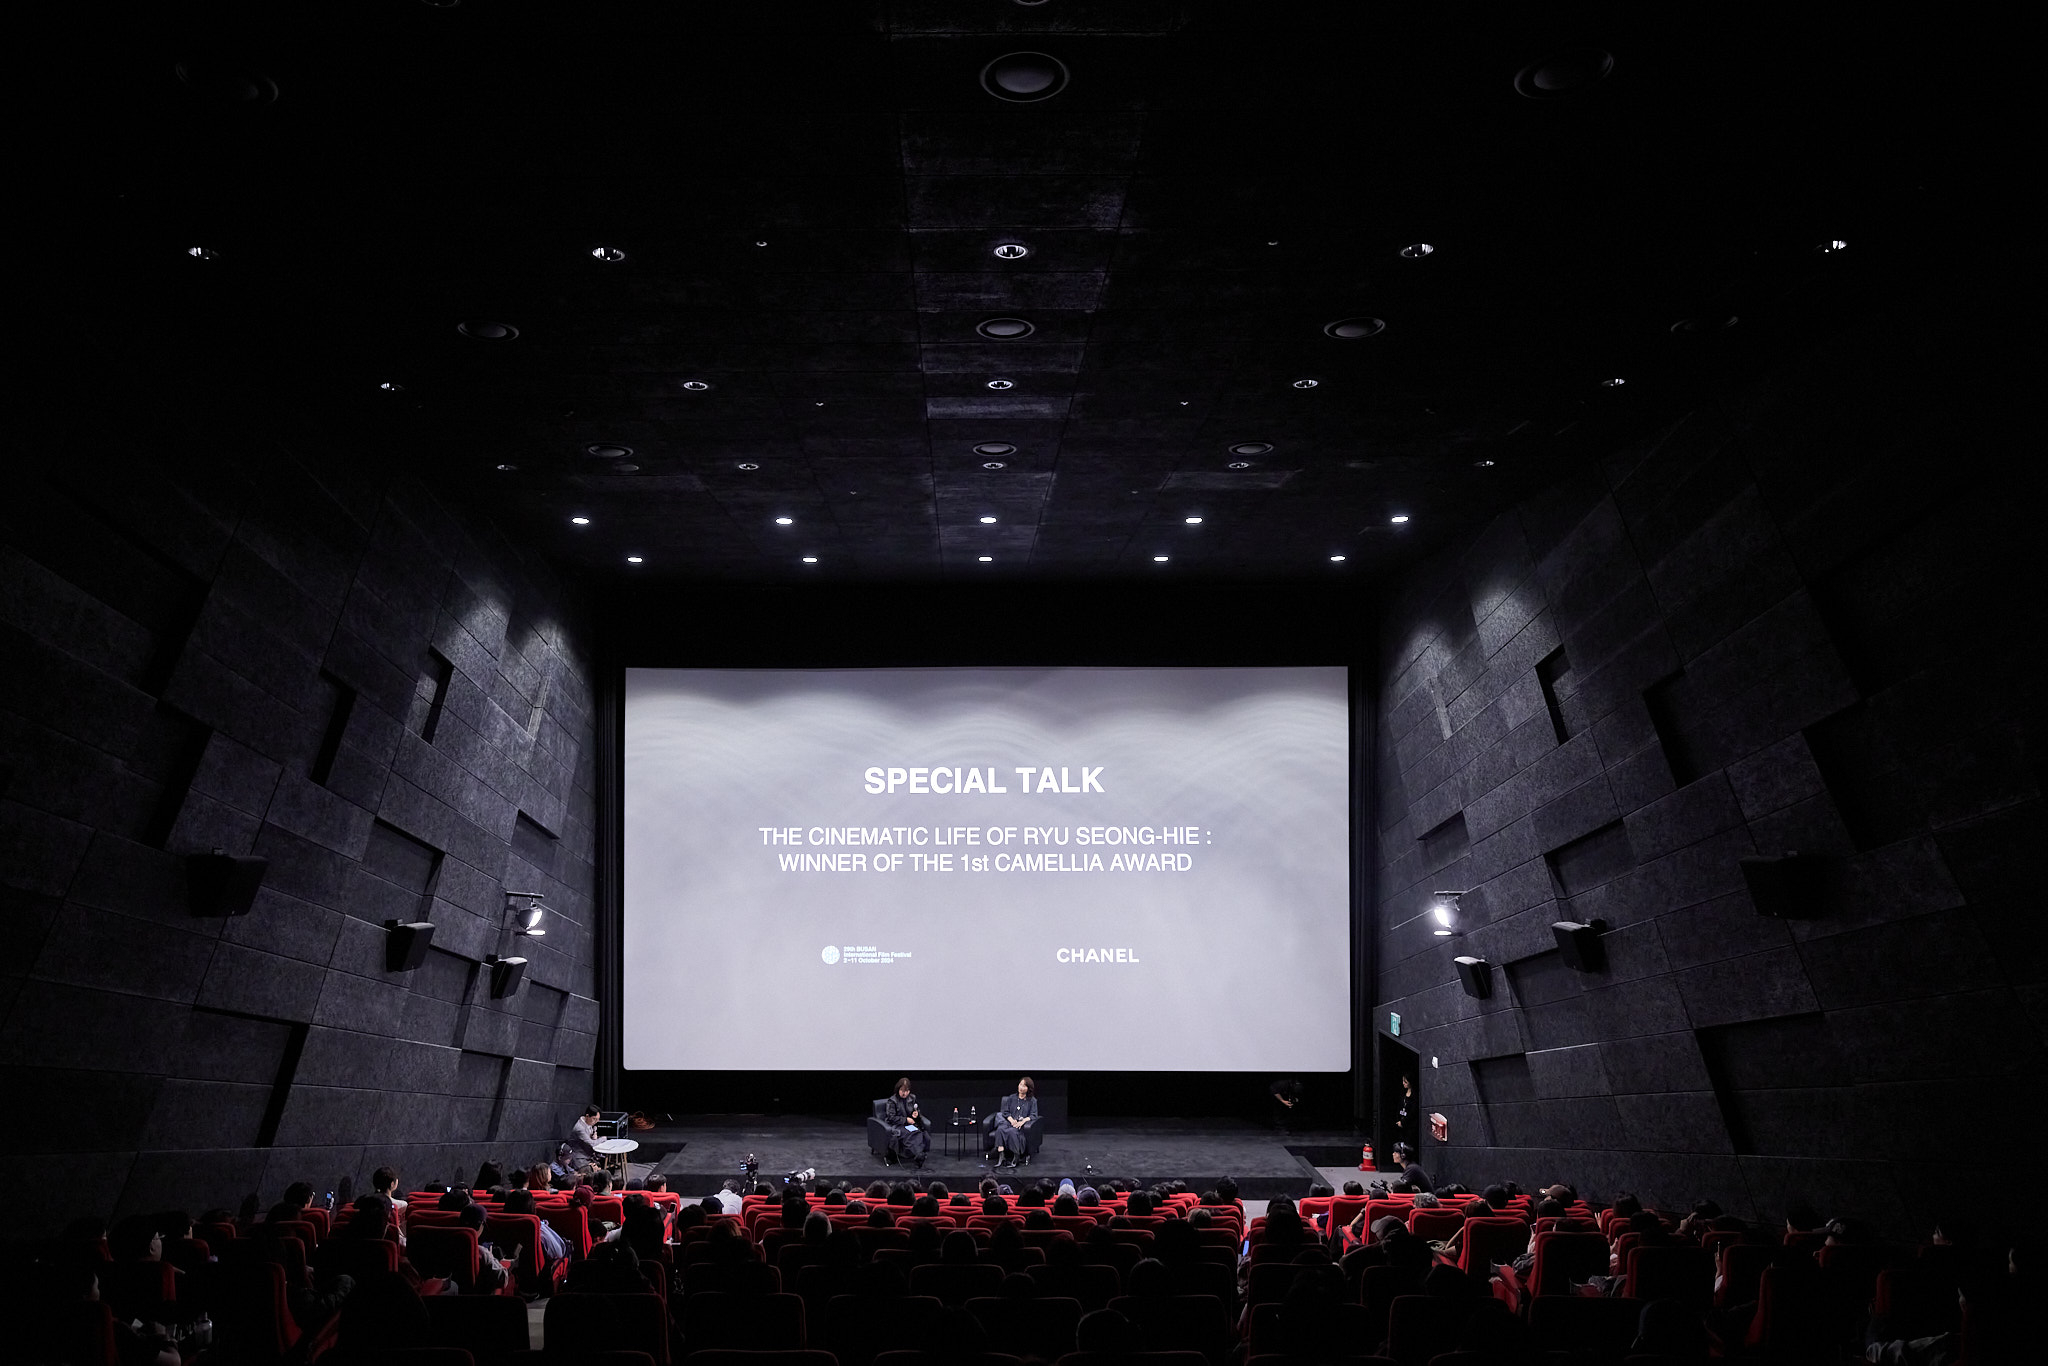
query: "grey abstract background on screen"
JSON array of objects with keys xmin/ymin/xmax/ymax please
[{"xmin": 623, "ymin": 667, "xmax": 1350, "ymax": 1071}]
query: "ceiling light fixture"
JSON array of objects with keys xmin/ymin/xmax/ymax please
[
  {"xmin": 979, "ymin": 516, "xmax": 998, "ymax": 524},
  {"xmin": 625, "ymin": 555, "xmax": 643, "ymax": 564},
  {"xmin": 1184, "ymin": 516, "xmax": 1203, "ymax": 525},
  {"xmin": 495, "ymin": 463, "xmax": 517, "ymax": 472},
  {"xmin": 981, "ymin": 51, "xmax": 1070, "ymax": 102},
  {"xmin": 186, "ymin": 246, "xmax": 218, "ymax": 260},
  {"xmin": 977, "ymin": 317, "xmax": 1035, "ymax": 339},
  {"xmin": 379, "ymin": 381, "xmax": 404, "ymax": 393},
  {"xmin": 993, "ymin": 243, "xmax": 1030, "ymax": 260},
  {"xmin": 801, "ymin": 556, "xmax": 818, "ymax": 564},
  {"xmin": 613, "ymin": 463, "xmax": 639, "ymax": 473},
  {"xmin": 1819, "ymin": 239, "xmax": 1848, "ymax": 253},
  {"xmin": 1391, "ymin": 514, "xmax": 1411, "ymax": 524},
  {"xmin": 1475, "ymin": 459, "xmax": 1496, "ymax": 467},
  {"xmin": 987, "ymin": 379, "xmax": 1014, "ymax": 390},
  {"xmin": 1293, "ymin": 378, "xmax": 1320, "ymax": 389},
  {"xmin": 1152, "ymin": 555, "xmax": 1169, "ymax": 563},
  {"xmin": 1330, "ymin": 555, "xmax": 1347, "ymax": 562},
  {"xmin": 457, "ymin": 321, "xmax": 519, "ymax": 340},
  {"xmin": 681, "ymin": 380, "xmax": 711, "ymax": 391},
  {"xmin": 1324, "ymin": 317, "xmax": 1387, "ymax": 339},
  {"xmin": 1399, "ymin": 243, "xmax": 1435, "ymax": 259},
  {"xmin": 979, "ymin": 556, "xmax": 994, "ymax": 563},
  {"xmin": 590, "ymin": 246, "xmax": 626, "ymax": 263},
  {"xmin": 1227, "ymin": 461, "xmax": 1252, "ymax": 470},
  {"xmin": 1602, "ymin": 377, "xmax": 1626, "ymax": 387},
  {"xmin": 1514, "ymin": 48, "xmax": 1616, "ymax": 99},
  {"xmin": 983, "ymin": 461, "xmax": 1007, "ymax": 470},
  {"xmin": 973, "ymin": 442, "xmax": 1016, "ymax": 457},
  {"xmin": 737, "ymin": 461, "xmax": 759, "ymax": 470},
  {"xmin": 775, "ymin": 516, "xmax": 793, "ymax": 525},
  {"xmin": 570, "ymin": 516, "xmax": 591, "ymax": 526},
  {"xmin": 754, "ymin": 240, "xmax": 768, "ymax": 247},
  {"xmin": 1229, "ymin": 442, "xmax": 1273, "ymax": 457},
  {"xmin": 585, "ymin": 444, "xmax": 632, "ymax": 459}
]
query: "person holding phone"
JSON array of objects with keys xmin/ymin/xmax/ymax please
[
  {"xmin": 992, "ymin": 1076, "xmax": 1038, "ymax": 1168},
  {"xmin": 882, "ymin": 1076, "xmax": 929, "ymax": 1167}
]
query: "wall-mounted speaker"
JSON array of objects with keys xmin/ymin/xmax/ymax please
[
  {"xmin": 1454, "ymin": 955, "xmax": 1492, "ymax": 999},
  {"xmin": 488, "ymin": 954, "xmax": 528, "ymax": 999},
  {"xmin": 385, "ymin": 920, "xmax": 436, "ymax": 972},
  {"xmin": 1552, "ymin": 919, "xmax": 1607, "ymax": 970},
  {"xmin": 1740, "ymin": 853, "xmax": 1818, "ymax": 919},
  {"xmin": 187, "ymin": 853, "xmax": 269, "ymax": 917}
]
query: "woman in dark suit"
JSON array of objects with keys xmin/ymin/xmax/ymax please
[
  {"xmin": 991, "ymin": 1075, "xmax": 1038, "ymax": 1168},
  {"xmin": 882, "ymin": 1076, "xmax": 929, "ymax": 1167}
]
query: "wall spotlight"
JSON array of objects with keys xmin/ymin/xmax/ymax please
[
  {"xmin": 1430, "ymin": 890, "xmax": 1468, "ymax": 937},
  {"xmin": 505, "ymin": 891, "xmax": 547, "ymax": 937}
]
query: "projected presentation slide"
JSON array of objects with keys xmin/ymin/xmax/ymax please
[{"xmin": 622, "ymin": 666, "xmax": 1350, "ymax": 1071}]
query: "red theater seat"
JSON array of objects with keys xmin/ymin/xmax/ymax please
[
  {"xmin": 543, "ymin": 1293, "xmax": 670, "ymax": 1366},
  {"xmin": 425, "ymin": 1292, "xmax": 532, "ymax": 1366},
  {"xmin": 966, "ymin": 1294, "xmax": 1084, "ymax": 1360},
  {"xmin": 681, "ymin": 1292, "xmax": 807, "ymax": 1351},
  {"xmin": 1526, "ymin": 1295, "xmax": 1642, "ymax": 1359}
]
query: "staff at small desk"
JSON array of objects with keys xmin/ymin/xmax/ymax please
[{"xmin": 990, "ymin": 1075, "xmax": 1038, "ymax": 1168}]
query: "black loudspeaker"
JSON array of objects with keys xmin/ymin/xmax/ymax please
[
  {"xmin": 385, "ymin": 920, "xmax": 436, "ymax": 972},
  {"xmin": 1552, "ymin": 919, "xmax": 1607, "ymax": 971},
  {"xmin": 1453, "ymin": 955, "xmax": 1492, "ymax": 999},
  {"xmin": 1740, "ymin": 853, "xmax": 1818, "ymax": 919},
  {"xmin": 488, "ymin": 955, "xmax": 528, "ymax": 998},
  {"xmin": 187, "ymin": 853, "xmax": 269, "ymax": 917}
]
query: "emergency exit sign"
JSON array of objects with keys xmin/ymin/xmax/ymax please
[{"xmin": 1390, "ymin": 1012, "xmax": 1401, "ymax": 1035}]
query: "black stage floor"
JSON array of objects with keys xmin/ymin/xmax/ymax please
[{"xmin": 639, "ymin": 1115, "xmax": 1354, "ymax": 1199}]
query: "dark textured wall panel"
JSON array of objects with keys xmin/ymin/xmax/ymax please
[
  {"xmin": 0, "ymin": 437, "xmax": 598, "ymax": 1235},
  {"xmin": 1372, "ymin": 347, "xmax": 2044, "ymax": 1234}
]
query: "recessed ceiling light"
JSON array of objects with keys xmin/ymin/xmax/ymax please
[
  {"xmin": 737, "ymin": 461, "xmax": 759, "ymax": 470},
  {"xmin": 981, "ymin": 51, "xmax": 1069, "ymax": 102},
  {"xmin": 1229, "ymin": 442, "xmax": 1273, "ymax": 457},
  {"xmin": 754, "ymin": 240, "xmax": 769, "ymax": 247},
  {"xmin": 1399, "ymin": 243, "xmax": 1435, "ymax": 259},
  {"xmin": 977, "ymin": 317, "xmax": 1035, "ymax": 339},
  {"xmin": 1266, "ymin": 240, "xmax": 1280, "ymax": 246},
  {"xmin": 1514, "ymin": 48, "xmax": 1616, "ymax": 99},
  {"xmin": 681, "ymin": 380, "xmax": 711, "ymax": 391},
  {"xmin": 457, "ymin": 321, "xmax": 519, "ymax": 340},
  {"xmin": 1330, "ymin": 555, "xmax": 1346, "ymax": 562},
  {"xmin": 1819, "ymin": 239, "xmax": 1848, "ymax": 253},
  {"xmin": 801, "ymin": 556, "xmax": 818, "ymax": 564},
  {"xmin": 993, "ymin": 243, "xmax": 1030, "ymax": 260},
  {"xmin": 590, "ymin": 246, "xmax": 626, "ymax": 263},
  {"xmin": 987, "ymin": 379, "xmax": 1014, "ymax": 390},
  {"xmin": 570, "ymin": 516, "xmax": 591, "ymax": 526},
  {"xmin": 1475, "ymin": 459, "xmax": 1496, "ymax": 467},
  {"xmin": 1152, "ymin": 555, "xmax": 1169, "ymax": 563},
  {"xmin": 974, "ymin": 442, "xmax": 1016, "ymax": 456},
  {"xmin": 1602, "ymin": 377, "xmax": 1626, "ymax": 387},
  {"xmin": 775, "ymin": 516, "xmax": 793, "ymax": 526},
  {"xmin": 979, "ymin": 516, "xmax": 998, "ymax": 524},
  {"xmin": 614, "ymin": 463, "xmax": 640, "ymax": 473},
  {"xmin": 379, "ymin": 381, "xmax": 404, "ymax": 392},
  {"xmin": 586, "ymin": 444, "xmax": 633, "ymax": 459},
  {"xmin": 1324, "ymin": 317, "xmax": 1386, "ymax": 340},
  {"xmin": 625, "ymin": 555, "xmax": 643, "ymax": 564},
  {"xmin": 495, "ymin": 463, "xmax": 517, "ymax": 471},
  {"xmin": 983, "ymin": 461, "xmax": 1007, "ymax": 470},
  {"xmin": 186, "ymin": 246, "xmax": 218, "ymax": 260},
  {"xmin": 1184, "ymin": 516, "xmax": 1203, "ymax": 525},
  {"xmin": 979, "ymin": 556, "xmax": 994, "ymax": 563},
  {"xmin": 1227, "ymin": 461, "xmax": 1252, "ymax": 470},
  {"xmin": 1390, "ymin": 514, "xmax": 1410, "ymax": 524},
  {"xmin": 1293, "ymin": 378, "xmax": 1320, "ymax": 389}
]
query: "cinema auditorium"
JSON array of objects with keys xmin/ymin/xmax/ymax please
[{"xmin": 6, "ymin": 5, "xmax": 2030, "ymax": 1365}]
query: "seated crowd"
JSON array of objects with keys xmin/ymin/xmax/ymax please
[{"xmin": 9, "ymin": 1151, "xmax": 2031, "ymax": 1366}]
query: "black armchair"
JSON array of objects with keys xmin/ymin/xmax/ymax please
[
  {"xmin": 866, "ymin": 1099, "xmax": 894, "ymax": 1159},
  {"xmin": 982, "ymin": 1103, "xmax": 1047, "ymax": 1163}
]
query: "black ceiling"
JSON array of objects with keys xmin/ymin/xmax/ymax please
[{"xmin": 32, "ymin": 2, "xmax": 1934, "ymax": 584}]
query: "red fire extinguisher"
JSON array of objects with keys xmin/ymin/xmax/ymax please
[{"xmin": 1359, "ymin": 1142, "xmax": 1373, "ymax": 1170}]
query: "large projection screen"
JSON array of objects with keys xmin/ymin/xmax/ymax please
[{"xmin": 622, "ymin": 666, "xmax": 1350, "ymax": 1071}]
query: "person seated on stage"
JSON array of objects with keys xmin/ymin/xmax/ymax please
[
  {"xmin": 991, "ymin": 1076, "xmax": 1039, "ymax": 1169},
  {"xmin": 883, "ymin": 1076, "xmax": 931, "ymax": 1168},
  {"xmin": 564, "ymin": 1104, "xmax": 603, "ymax": 1172}
]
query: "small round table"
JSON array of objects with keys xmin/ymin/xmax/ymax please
[{"xmin": 593, "ymin": 1136, "xmax": 639, "ymax": 1181}]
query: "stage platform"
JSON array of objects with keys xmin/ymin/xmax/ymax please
[{"xmin": 638, "ymin": 1115, "xmax": 1362, "ymax": 1200}]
